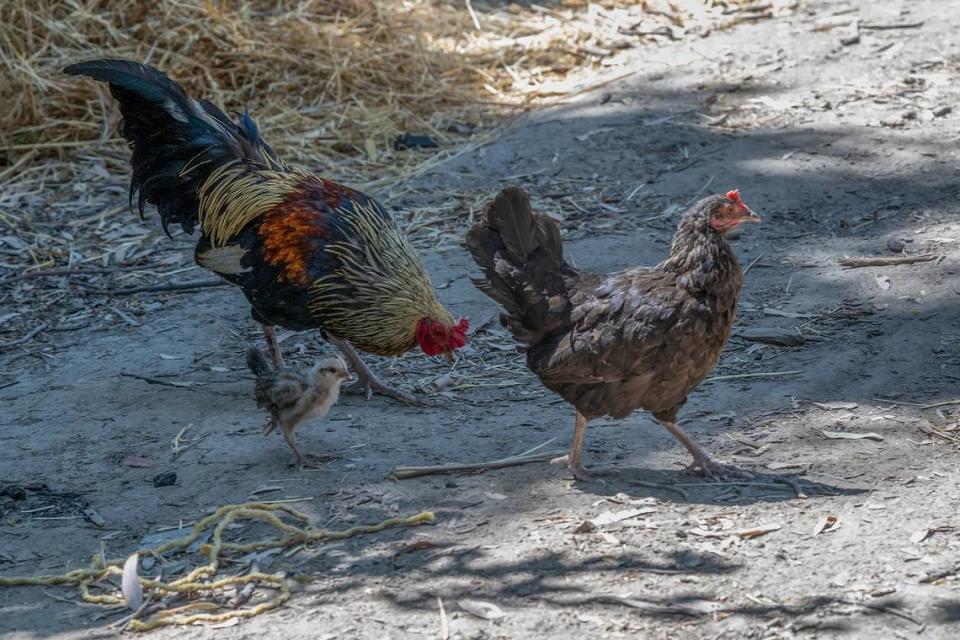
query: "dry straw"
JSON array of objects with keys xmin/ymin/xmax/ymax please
[{"xmin": 0, "ymin": 1, "xmax": 766, "ymax": 177}]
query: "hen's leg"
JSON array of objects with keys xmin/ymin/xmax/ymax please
[
  {"xmin": 261, "ymin": 324, "xmax": 285, "ymax": 368},
  {"xmin": 661, "ymin": 420, "xmax": 806, "ymax": 495},
  {"xmin": 551, "ymin": 412, "xmax": 592, "ymax": 480},
  {"xmin": 660, "ymin": 420, "xmax": 752, "ymax": 480},
  {"xmin": 327, "ymin": 336, "xmax": 422, "ymax": 405}
]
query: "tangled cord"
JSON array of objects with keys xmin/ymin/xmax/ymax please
[{"xmin": 0, "ymin": 501, "xmax": 435, "ymax": 631}]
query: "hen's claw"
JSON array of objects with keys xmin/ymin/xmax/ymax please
[
  {"xmin": 293, "ymin": 452, "xmax": 338, "ymax": 470},
  {"xmin": 551, "ymin": 453, "xmax": 593, "ymax": 481},
  {"xmin": 686, "ymin": 454, "xmax": 755, "ymax": 481},
  {"xmin": 686, "ymin": 453, "xmax": 807, "ymax": 496}
]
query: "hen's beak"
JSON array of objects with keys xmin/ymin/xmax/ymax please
[
  {"xmin": 443, "ymin": 350, "xmax": 454, "ymax": 364},
  {"xmin": 740, "ymin": 207, "xmax": 762, "ymax": 223}
]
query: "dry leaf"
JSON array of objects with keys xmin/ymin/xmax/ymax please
[
  {"xmin": 209, "ymin": 366, "xmax": 229, "ymax": 373},
  {"xmin": 813, "ymin": 401, "xmax": 859, "ymax": 410},
  {"xmin": 812, "ymin": 514, "xmax": 839, "ymax": 536},
  {"xmin": 875, "ymin": 274, "xmax": 891, "ymax": 290},
  {"xmin": 121, "ymin": 553, "xmax": 144, "ymax": 611},
  {"xmin": 737, "ymin": 524, "xmax": 782, "ymax": 539},
  {"xmin": 591, "ymin": 507, "xmax": 657, "ymax": 526},
  {"xmin": 458, "ymin": 599, "xmax": 504, "ymax": 620},
  {"xmin": 821, "ymin": 430, "xmax": 884, "ymax": 442},
  {"xmin": 910, "ymin": 528, "xmax": 933, "ymax": 544}
]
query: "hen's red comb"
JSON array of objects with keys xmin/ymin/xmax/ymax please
[{"xmin": 725, "ymin": 189, "xmax": 742, "ymax": 204}]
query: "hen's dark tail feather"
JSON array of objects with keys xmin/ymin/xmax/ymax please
[
  {"xmin": 64, "ymin": 59, "xmax": 283, "ymax": 236},
  {"xmin": 465, "ymin": 186, "xmax": 575, "ymax": 344},
  {"xmin": 245, "ymin": 346, "xmax": 274, "ymax": 378}
]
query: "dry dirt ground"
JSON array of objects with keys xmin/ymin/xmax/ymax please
[{"xmin": 3, "ymin": 1, "xmax": 960, "ymax": 638}]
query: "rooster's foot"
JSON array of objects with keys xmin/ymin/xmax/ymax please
[{"xmin": 345, "ymin": 374, "xmax": 427, "ymax": 406}]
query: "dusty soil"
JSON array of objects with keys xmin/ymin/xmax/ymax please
[{"xmin": 3, "ymin": 1, "xmax": 960, "ymax": 638}]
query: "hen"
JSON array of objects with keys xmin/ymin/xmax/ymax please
[
  {"xmin": 467, "ymin": 186, "xmax": 760, "ymax": 480},
  {"xmin": 246, "ymin": 347, "xmax": 350, "ymax": 468},
  {"xmin": 65, "ymin": 59, "xmax": 468, "ymax": 403}
]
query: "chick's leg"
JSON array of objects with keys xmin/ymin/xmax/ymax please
[
  {"xmin": 280, "ymin": 424, "xmax": 330, "ymax": 470},
  {"xmin": 262, "ymin": 325, "xmax": 284, "ymax": 368},
  {"xmin": 327, "ymin": 336, "xmax": 422, "ymax": 405},
  {"xmin": 551, "ymin": 412, "xmax": 592, "ymax": 480}
]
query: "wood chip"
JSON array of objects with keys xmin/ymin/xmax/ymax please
[
  {"xmin": 458, "ymin": 599, "xmax": 504, "ymax": 620},
  {"xmin": 821, "ymin": 430, "xmax": 884, "ymax": 442}
]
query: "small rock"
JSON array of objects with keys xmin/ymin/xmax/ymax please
[
  {"xmin": 886, "ymin": 238, "xmax": 906, "ymax": 253},
  {"xmin": 445, "ymin": 481, "xmax": 458, "ymax": 488},
  {"xmin": 573, "ymin": 520, "xmax": 596, "ymax": 534},
  {"xmin": 932, "ymin": 106, "xmax": 952, "ymax": 118},
  {"xmin": 2, "ymin": 485, "xmax": 27, "ymax": 501},
  {"xmin": 152, "ymin": 472, "xmax": 177, "ymax": 488}
]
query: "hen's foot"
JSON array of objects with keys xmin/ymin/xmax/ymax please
[
  {"xmin": 550, "ymin": 454, "xmax": 610, "ymax": 482},
  {"xmin": 686, "ymin": 454, "xmax": 755, "ymax": 481},
  {"xmin": 686, "ymin": 454, "xmax": 806, "ymax": 496}
]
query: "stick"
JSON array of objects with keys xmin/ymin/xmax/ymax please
[
  {"xmin": 392, "ymin": 440, "xmax": 566, "ymax": 479},
  {"xmin": 705, "ymin": 370, "xmax": 802, "ymax": 383},
  {"xmin": 79, "ymin": 280, "xmax": 228, "ymax": 296},
  {"xmin": 838, "ymin": 255, "xmax": 937, "ymax": 268},
  {"xmin": 119, "ymin": 373, "xmax": 204, "ymax": 389},
  {"xmin": 742, "ymin": 252, "xmax": 767, "ymax": 277},
  {"xmin": 0, "ymin": 322, "xmax": 48, "ymax": 350},
  {"xmin": 18, "ymin": 265, "xmax": 154, "ymax": 278},
  {"xmin": 860, "ymin": 21, "xmax": 924, "ymax": 30}
]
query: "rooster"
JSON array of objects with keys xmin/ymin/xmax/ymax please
[
  {"xmin": 246, "ymin": 347, "xmax": 350, "ymax": 468},
  {"xmin": 467, "ymin": 186, "xmax": 762, "ymax": 480},
  {"xmin": 65, "ymin": 59, "xmax": 468, "ymax": 403}
]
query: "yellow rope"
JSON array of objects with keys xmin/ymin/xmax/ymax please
[{"xmin": 0, "ymin": 502, "xmax": 434, "ymax": 631}]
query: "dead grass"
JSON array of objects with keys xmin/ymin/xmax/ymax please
[{"xmin": 0, "ymin": 0, "xmax": 774, "ymax": 179}]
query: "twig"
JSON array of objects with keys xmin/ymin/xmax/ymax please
[
  {"xmin": 742, "ymin": 252, "xmax": 766, "ymax": 277},
  {"xmin": 919, "ymin": 562, "xmax": 960, "ymax": 584},
  {"xmin": 464, "ymin": 0, "xmax": 481, "ymax": 31},
  {"xmin": 78, "ymin": 280, "xmax": 229, "ymax": 296},
  {"xmin": 437, "ymin": 597, "xmax": 449, "ymax": 640},
  {"xmin": 0, "ymin": 322, "xmax": 48, "ymax": 350},
  {"xmin": 19, "ymin": 265, "xmax": 150, "ymax": 279},
  {"xmin": 120, "ymin": 373, "xmax": 204, "ymax": 389},
  {"xmin": 859, "ymin": 21, "xmax": 924, "ymax": 30},
  {"xmin": 705, "ymin": 370, "xmax": 802, "ymax": 383},
  {"xmin": 392, "ymin": 439, "xmax": 566, "ymax": 479},
  {"xmin": 921, "ymin": 399, "xmax": 960, "ymax": 410},
  {"xmin": 838, "ymin": 255, "xmax": 937, "ymax": 268}
]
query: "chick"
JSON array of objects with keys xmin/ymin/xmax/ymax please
[{"xmin": 245, "ymin": 347, "xmax": 351, "ymax": 469}]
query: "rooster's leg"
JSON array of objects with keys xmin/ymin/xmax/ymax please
[
  {"xmin": 262, "ymin": 324, "xmax": 284, "ymax": 368},
  {"xmin": 327, "ymin": 336, "xmax": 422, "ymax": 405},
  {"xmin": 551, "ymin": 411, "xmax": 592, "ymax": 480}
]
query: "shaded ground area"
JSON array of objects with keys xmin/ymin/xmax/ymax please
[{"xmin": 3, "ymin": 1, "xmax": 960, "ymax": 638}]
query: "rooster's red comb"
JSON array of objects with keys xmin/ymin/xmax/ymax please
[{"xmin": 725, "ymin": 189, "xmax": 742, "ymax": 204}]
